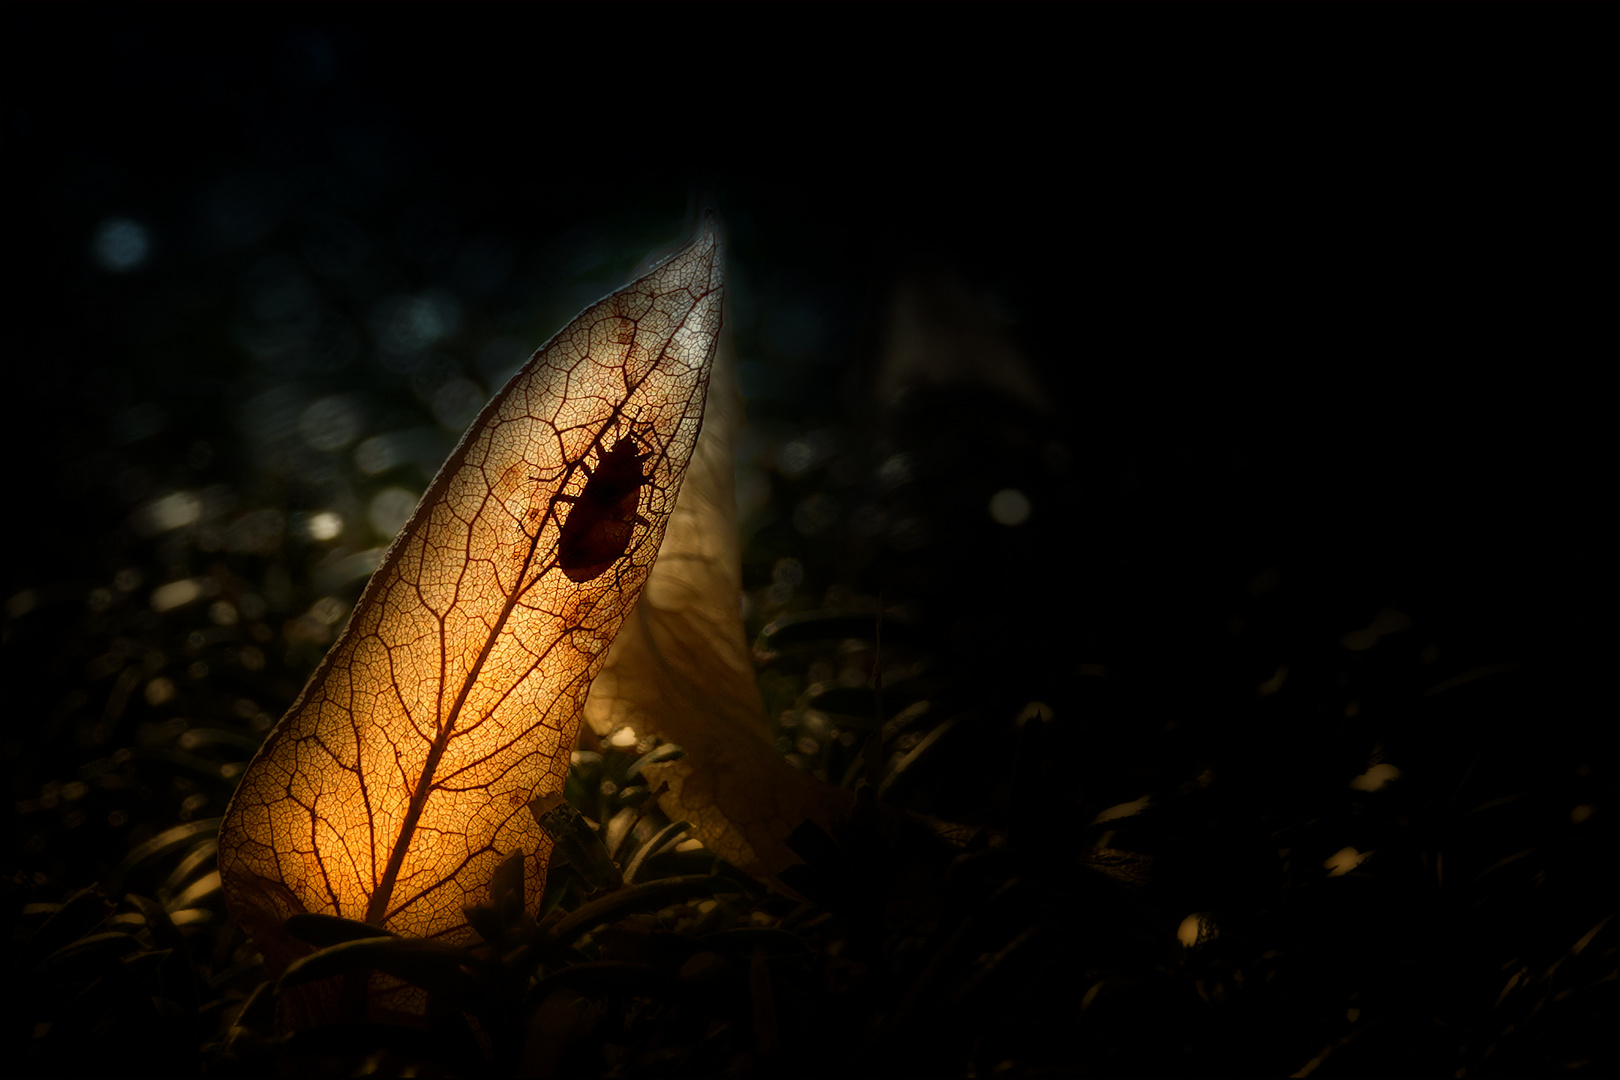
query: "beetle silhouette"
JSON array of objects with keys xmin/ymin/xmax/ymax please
[{"xmin": 554, "ymin": 434, "xmax": 653, "ymax": 582}]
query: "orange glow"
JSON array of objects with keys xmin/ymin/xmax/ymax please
[
  {"xmin": 1324, "ymin": 846, "xmax": 1373, "ymax": 876},
  {"xmin": 216, "ymin": 220, "xmax": 723, "ymax": 1008},
  {"xmin": 1349, "ymin": 763, "xmax": 1402, "ymax": 792}
]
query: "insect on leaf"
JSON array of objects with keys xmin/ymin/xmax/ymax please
[
  {"xmin": 583, "ymin": 331, "xmax": 850, "ymax": 879},
  {"xmin": 217, "ymin": 216, "xmax": 723, "ymax": 1022}
]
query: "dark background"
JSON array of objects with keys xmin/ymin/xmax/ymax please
[
  {"xmin": 4, "ymin": 6, "xmax": 1608, "ymax": 698},
  {"xmin": 1, "ymin": 4, "xmax": 1614, "ymax": 1077}
]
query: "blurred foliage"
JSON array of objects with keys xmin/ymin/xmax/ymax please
[{"xmin": 3, "ymin": 6, "xmax": 1614, "ymax": 1078}]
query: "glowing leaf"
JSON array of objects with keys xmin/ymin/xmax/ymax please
[
  {"xmin": 583, "ymin": 332, "xmax": 849, "ymax": 878},
  {"xmin": 217, "ymin": 218, "xmax": 723, "ymax": 1019}
]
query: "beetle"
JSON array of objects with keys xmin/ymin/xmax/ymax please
[{"xmin": 553, "ymin": 432, "xmax": 654, "ymax": 583}]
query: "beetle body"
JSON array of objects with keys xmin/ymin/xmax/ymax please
[{"xmin": 556, "ymin": 435, "xmax": 653, "ymax": 583}]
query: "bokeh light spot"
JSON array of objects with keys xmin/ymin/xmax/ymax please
[
  {"xmin": 301, "ymin": 396, "xmax": 364, "ymax": 451},
  {"xmin": 878, "ymin": 453, "xmax": 913, "ymax": 488},
  {"xmin": 306, "ymin": 511, "xmax": 344, "ymax": 541},
  {"xmin": 150, "ymin": 579, "xmax": 203, "ymax": 612},
  {"xmin": 988, "ymin": 488, "xmax": 1031, "ymax": 526},
  {"xmin": 92, "ymin": 217, "xmax": 150, "ymax": 272},
  {"xmin": 369, "ymin": 487, "xmax": 420, "ymax": 538},
  {"xmin": 779, "ymin": 440, "xmax": 814, "ymax": 477},
  {"xmin": 355, "ymin": 434, "xmax": 405, "ymax": 475},
  {"xmin": 144, "ymin": 677, "xmax": 176, "ymax": 706},
  {"xmin": 135, "ymin": 491, "xmax": 202, "ymax": 535},
  {"xmin": 373, "ymin": 289, "xmax": 463, "ymax": 356},
  {"xmin": 1325, "ymin": 846, "xmax": 1372, "ymax": 877},
  {"xmin": 431, "ymin": 378, "xmax": 486, "ymax": 431}
]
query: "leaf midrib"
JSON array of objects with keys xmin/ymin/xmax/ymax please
[{"xmin": 360, "ymin": 277, "xmax": 714, "ymax": 929}]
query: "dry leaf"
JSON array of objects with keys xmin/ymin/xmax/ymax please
[
  {"xmin": 217, "ymin": 218, "xmax": 723, "ymax": 1018},
  {"xmin": 583, "ymin": 329, "xmax": 850, "ymax": 878}
]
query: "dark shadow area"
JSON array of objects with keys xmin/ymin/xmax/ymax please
[{"xmin": 2, "ymin": 5, "xmax": 1614, "ymax": 1077}]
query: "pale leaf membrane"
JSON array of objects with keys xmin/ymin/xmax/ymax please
[
  {"xmin": 584, "ymin": 329, "xmax": 850, "ymax": 878},
  {"xmin": 218, "ymin": 218, "xmax": 723, "ymax": 1024}
]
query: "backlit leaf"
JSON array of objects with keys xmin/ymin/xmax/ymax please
[{"xmin": 217, "ymin": 217, "xmax": 723, "ymax": 1019}]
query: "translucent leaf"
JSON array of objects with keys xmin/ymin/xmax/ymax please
[{"xmin": 217, "ymin": 218, "xmax": 723, "ymax": 1017}]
